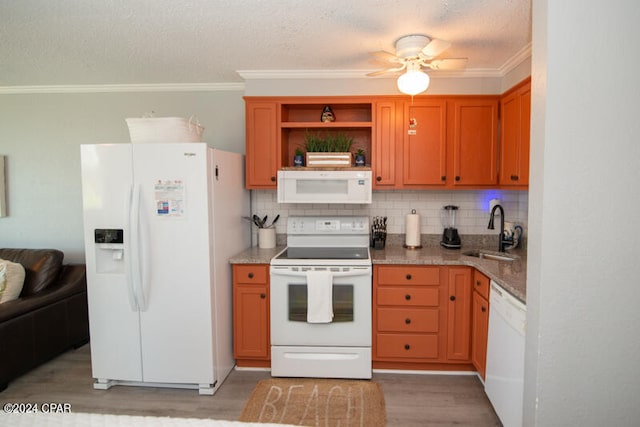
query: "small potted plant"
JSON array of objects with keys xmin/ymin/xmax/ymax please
[
  {"xmin": 293, "ymin": 148, "xmax": 305, "ymax": 167},
  {"xmin": 355, "ymin": 148, "xmax": 366, "ymax": 166},
  {"xmin": 304, "ymin": 130, "xmax": 353, "ymax": 167}
]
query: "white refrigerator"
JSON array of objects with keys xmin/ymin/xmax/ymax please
[{"xmin": 80, "ymin": 143, "xmax": 249, "ymax": 395}]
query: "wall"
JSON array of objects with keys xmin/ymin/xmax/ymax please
[
  {"xmin": 252, "ymin": 189, "xmax": 528, "ymax": 241},
  {"xmin": 0, "ymin": 90, "xmax": 245, "ymax": 262},
  {"xmin": 525, "ymin": 1, "xmax": 640, "ymax": 425},
  {"xmin": 243, "ymin": 73, "xmax": 504, "ymax": 96}
]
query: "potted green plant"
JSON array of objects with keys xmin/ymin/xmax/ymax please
[
  {"xmin": 355, "ymin": 148, "xmax": 366, "ymax": 166},
  {"xmin": 293, "ymin": 147, "xmax": 305, "ymax": 167},
  {"xmin": 304, "ymin": 130, "xmax": 354, "ymax": 167}
]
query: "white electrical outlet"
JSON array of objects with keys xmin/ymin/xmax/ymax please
[{"xmin": 489, "ymin": 198, "xmax": 502, "ymax": 214}]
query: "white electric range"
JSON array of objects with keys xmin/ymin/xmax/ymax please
[{"xmin": 270, "ymin": 216, "xmax": 372, "ymax": 379}]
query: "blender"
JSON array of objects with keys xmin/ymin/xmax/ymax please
[{"xmin": 440, "ymin": 205, "xmax": 461, "ymax": 249}]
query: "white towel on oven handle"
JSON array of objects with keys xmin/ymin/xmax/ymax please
[{"xmin": 306, "ymin": 269, "xmax": 334, "ymax": 323}]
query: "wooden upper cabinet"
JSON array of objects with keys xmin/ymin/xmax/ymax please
[
  {"xmin": 500, "ymin": 79, "xmax": 531, "ymax": 187},
  {"xmin": 450, "ymin": 98, "xmax": 499, "ymax": 186},
  {"xmin": 245, "ymin": 101, "xmax": 278, "ymax": 189},
  {"xmin": 373, "ymin": 101, "xmax": 398, "ymax": 187},
  {"xmin": 402, "ymin": 100, "xmax": 447, "ymax": 186}
]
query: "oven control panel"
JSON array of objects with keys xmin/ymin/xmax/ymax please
[{"xmin": 288, "ymin": 216, "xmax": 368, "ymax": 235}]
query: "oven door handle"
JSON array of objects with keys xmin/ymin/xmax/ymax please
[{"xmin": 270, "ymin": 268, "xmax": 371, "ymax": 279}]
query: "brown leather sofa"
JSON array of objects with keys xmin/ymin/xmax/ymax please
[{"xmin": 0, "ymin": 248, "xmax": 89, "ymax": 392}]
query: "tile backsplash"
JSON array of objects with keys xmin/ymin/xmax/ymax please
[{"xmin": 251, "ymin": 189, "xmax": 528, "ymax": 242}]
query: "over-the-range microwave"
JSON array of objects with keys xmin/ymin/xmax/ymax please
[{"xmin": 277, "ymin": 169, "xmax": 372, "ymax": 204}]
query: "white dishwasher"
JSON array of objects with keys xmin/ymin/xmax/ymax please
[{"xmin": 485, "ymin": 280, "xmax": 527, "ymax": 427}]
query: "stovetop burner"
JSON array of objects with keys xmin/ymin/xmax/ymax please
[
  {"xmin": 274, "ymin": 247, "xmax": 370, "ymax": 261},
  {"xmin": 270, "ymin": 216, "xmax": 372, "ymax": 266}
]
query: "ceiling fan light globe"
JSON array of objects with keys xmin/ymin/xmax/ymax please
[{"xmin": 397, "ymin": 69, "xmax": 430, "ymax": 95}]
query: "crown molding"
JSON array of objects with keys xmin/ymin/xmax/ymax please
[
  {"xmin": 0, "ymin": 82, "xmax": 245, "ymax": 95},
  {"xmin": 237, "ymin": 68, "xmax": 504, "ymax": 80},
  {"xmin": 499, "ymin": 42, "xmax": 532, "ymax": 76},
  {"xmin": 237, "ymin": 70, "xmax": 371, "ymax": 79}
]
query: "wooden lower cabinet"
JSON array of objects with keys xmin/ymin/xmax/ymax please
[
  {"xmin": 471, "ymin": 270, "xmax": 490, "ymax": 379},
  {"xmin": 447, "ymin": 267, "xmax": 472, "ymax": 361},
  {"xmin": 373, "ymin": 265, "xmax": 473, "ymax": 371},
  {"xmin": 232, "ymin": 264, "xmax": 270, "ymax": 367},
  {"xmin": 231, "ymin": 262, "xmax": 489, "ymax": 375}
]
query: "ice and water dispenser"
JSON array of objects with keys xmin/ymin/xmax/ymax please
[{"xmin": 94, "ymin": 228, "xmax": 125, "ymax": 273}]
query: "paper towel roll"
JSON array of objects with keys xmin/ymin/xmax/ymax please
[{"xmin": 405, "ymin": 211, "xmax": 422, "ymax": 248}]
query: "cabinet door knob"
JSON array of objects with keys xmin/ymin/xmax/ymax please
[
  {"xmin": 248, "ymin": 272, "xmax": 254, "ymax": 279},
  {"xmin": 450, "ymin": 295, "xmax": 456, "ymax": 301},
  {"xmin": 510, "ymin": 175, "xmax": 519, "ymax": 181},
  {"xmin": 481, "ymin": 306, "xmax": 486, "ymax": 312},
  {"xmin": 441, "ymin": 176, "xmax": 446, "ymax": 181},
  {"xmin": 405, "ymin": 294, "xmax": 411, "ymax": 301},
  {"xmin": 270, "ymin": 176, "xmax": 276, "ymax": 182},
  {"xmin": 455, "ymin": 176, "xmax": 461, "ymax": 182},
  {"xmin": 405, "ymin": 318, "xmax": 411, "ymax": 324},
  {"xmin": 475, "ymin": 280, "xmax": 481, "ymax": 287},
  {"xmin": 404, "ymin": 344, "xmax": 411, "ymax": 350},
  {"xmin": 376, "ymin": 176, "xmax": 382, "ymax": 182},
  {"xmin": 406, "ymin": 274, "xmax": 412, "ymax": 280},
  {"xmin": 260, "ymin": 293, "xmax": 266, "ymax": 299}
]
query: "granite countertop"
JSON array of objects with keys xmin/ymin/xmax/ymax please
[{"xmin": 230, "ymin": 242, "xmax": 526, "ymax": 303}]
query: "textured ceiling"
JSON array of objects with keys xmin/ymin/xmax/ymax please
[{"xmin": 0, "ymin": 0, "xmax": 532, "ymax": 87}]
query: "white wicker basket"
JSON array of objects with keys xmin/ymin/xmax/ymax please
[{"xmin": 125, "ymin": 117, "xmax": 204, "ymax": 143}]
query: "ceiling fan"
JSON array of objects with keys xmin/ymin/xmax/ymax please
[{"xmin": 368, "ymin": 34, "xmax": 467, "ymax": 95}]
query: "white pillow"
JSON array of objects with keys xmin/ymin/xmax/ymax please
[{"xmin": 0, "ymin": 258, "xmax": 26, "ymax": 303}]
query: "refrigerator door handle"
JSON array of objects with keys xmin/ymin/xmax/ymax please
[
  {"xmin": 130, "ymin": 183, "xmax": 147, "ymax": 311},
  {"xmin": 124, "ymin": 184, "xmax": 138, "ymax": 311}
]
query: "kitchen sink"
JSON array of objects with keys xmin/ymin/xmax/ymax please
[{"xmin": 463, "ymin": 250, "xmax": 517, "ymax": 262}]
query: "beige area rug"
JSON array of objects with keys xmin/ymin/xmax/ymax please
[{"xmin": 239, "ymin": 378, "xmax": 386, "ymax": 426}]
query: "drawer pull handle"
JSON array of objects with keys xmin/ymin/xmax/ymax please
[
  {"xmin": 260, "ymin": 293, "xmax": 266, "ymax": 299},
  {"xmin": 450, "ymin": 295, "xmax": 456, "ymax": 301},
  {"xmin": 248, "ymin": 272, "xmax": 254, "ymax": 279},
  {"xmin": 405, "ymin": 294, "xmax": 411, "ymax": 300},
  {"xmin": 406, "ymin": 274, "xmax": 412, "ymax": 280},
  {"xmin": 405, "ymin": 318, "xmax": 411, "ymax": 324},
  {"xmin": 404, "ymin": 344, "xmax": 411, "ymax": 350}
]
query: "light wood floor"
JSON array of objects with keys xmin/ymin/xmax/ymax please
[{"xmin": 1, "ymin": 345, "xmax": 500, "ymax": 426}]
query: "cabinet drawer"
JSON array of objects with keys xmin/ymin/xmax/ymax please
[
  {"xmin": 473, "ymin": 269, "xmax": 490, "ymax": 300},
  {"xmin": 234, "ymin": 264, "xmax": 268, "ymax": 284},
  {"xmin": 376, "ymin": 333, "xmax": 439, "ymax": 359},
  {"xmin": 377, "ymin": 287, "xmax": 439, "ymax": 306},
  {"xmin": 376, "ymin": 266, "xmax": 440, "ymax": 285},
  {"xmin": 377, "ymin": 308, "xmax": 439, "ymax": 333}
]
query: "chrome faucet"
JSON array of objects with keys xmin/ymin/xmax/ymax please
[{"xmin": 487, "ymin": 204, "xmax": 509, "ymax": 252}]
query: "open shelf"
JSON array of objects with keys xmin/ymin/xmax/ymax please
[
  {"xmin": 281, "ymin": 121, "xmax": 373, "ymax": 128},
  {"xmin": 279, "ymin": 101, "xmax": 373, "ymax": 168}
]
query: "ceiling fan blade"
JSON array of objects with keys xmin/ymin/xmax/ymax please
[
  {"xmin": 421, "ymin": 38, "xmax": 452, "ymax": 59},
  {"xmin": 427, "ymin": 58, "xmax": 468, "ymax": 70},
  {"xmin": 366, "ymin": 64, "xmax": 408, "ymax": 76},
  {"xmin": 369, "ymin": 50, "xmax": 403, "ymax": 64}
]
